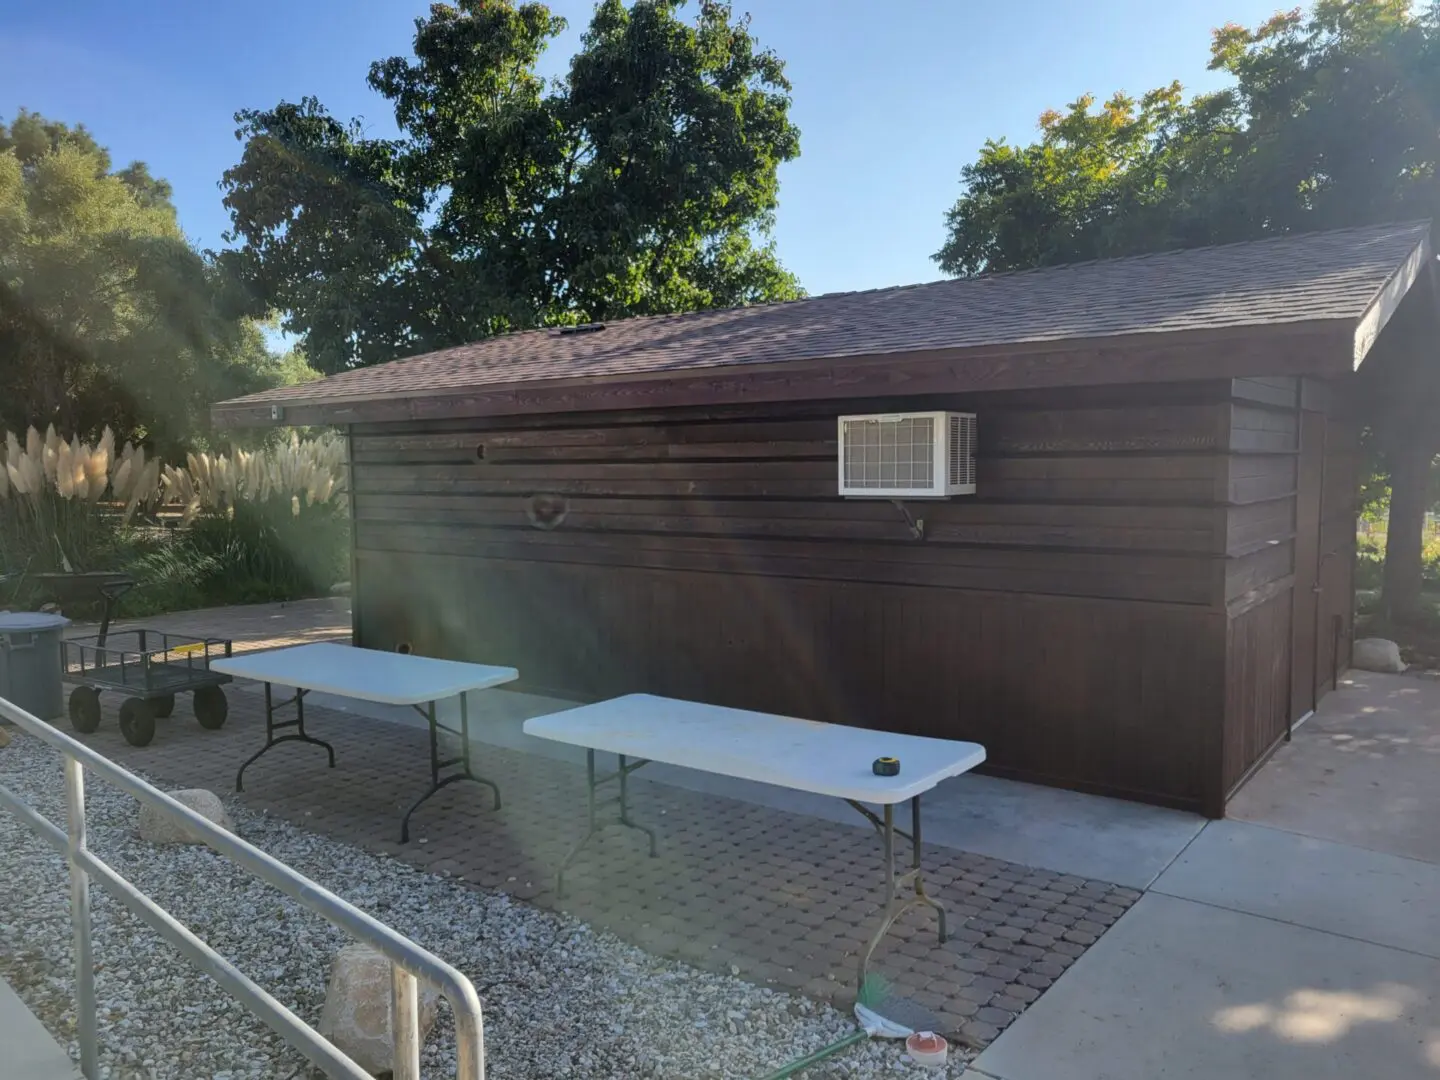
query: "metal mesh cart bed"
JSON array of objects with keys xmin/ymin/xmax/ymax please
[{"xmin": 64, "ymin": 629, "xmax": 233, "ymax": 747}]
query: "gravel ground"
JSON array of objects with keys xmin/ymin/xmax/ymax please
[{"xmin": 0, "ymin": 730, "xmax": 970, "ymax": 1079}]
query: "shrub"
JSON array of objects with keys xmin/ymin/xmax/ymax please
[{"xmin": 0, "ymin": 425, "xmax": 348, "ymax": 615}]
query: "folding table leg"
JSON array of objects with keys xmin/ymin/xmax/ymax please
[
  {"xmin": 555, "ymin": 750, "xmax": 656, "ymax": 897},
  {"xmin": 235, "ymin": 684, "xmax": 336, "ymax": 792},
  {"xmin": 399, "ymin": 695, "xmax": 502, "ymax": 843},
  {"xmin": 854, "ymin": 794, "xmax": 948, "ymax": 991}
]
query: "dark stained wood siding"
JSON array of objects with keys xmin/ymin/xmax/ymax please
[
  {"xmin": 1290, "ymin": 409, "xmax": 1325, "ymax": 718},
  {"xmin": 1222, "ymin": 590, "xmax": 1293, "ymax": 801},
  {"xmin": 1317, "ymin": 412, "xmax": 1360, "ymax": 690},
  {"xmin": 350, "ymin": 385, "xmax": 1236, "ymax": 812},
  {"xmin": 356, "ymin": 552, "xmax": 1224, "ymax": 811},
  {"xmin": 1217, "ymin": 379, "xmax": 1301, "ymax": 810},
  {"xmin": 348, "ymin": 374, "xmax": 1362, "ymax": 816}
]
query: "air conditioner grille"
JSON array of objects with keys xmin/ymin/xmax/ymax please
[
  {"xmin": 948, "ymin": 413, "xmax": 977, "ymax": 487},
  {"xmin": 841, "ymin": 415, "xmax": 935, "ymax": 490}
]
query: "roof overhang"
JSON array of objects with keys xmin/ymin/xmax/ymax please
[
  {"xmin": 212, "ymin": 319, "xmax": 1357, "ymax": 430},
  {"xmin": 1353, "ymin": 229, "xmax": 1434, "ymax": 367}
]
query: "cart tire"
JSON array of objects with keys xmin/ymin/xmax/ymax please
[
  {"xmin": 151, "ymin": 694, "xmax": 176, "ymax": 719},
  {"xmin": 69, "ymin": 687, "xmax": 102, "ymax": 734},
  {"xmin": 119, "ymin": 698, "xmax": 156, "ymax": 747},
  {"xmin": 193, "ymin": 686, "xmax": 228, "ymax": 730}
]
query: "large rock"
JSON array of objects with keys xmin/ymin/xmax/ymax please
[
  {"xmin": 318, "ymin": 944, "xmax": 440, "ymax": 1075},
  {"xmin": 1353, "ymin": 637, "xmax": 1406, "ymax": 674},
  {"xmin": 137, "ymin": 788, "xmax": 234, "ymax": 845}
]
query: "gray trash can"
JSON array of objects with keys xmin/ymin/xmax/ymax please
[{"xmin": 0, "ymin": 612, "xmax": 71, "ymax": 720}]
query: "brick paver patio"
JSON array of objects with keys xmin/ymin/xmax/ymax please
[
  {"xmin": 66, "ymin": 596, "xmax": 352, "ymax": 654},
  {"xmin": 66, "ymin": 679, "xmax": 1138, "ymax": 1048}
]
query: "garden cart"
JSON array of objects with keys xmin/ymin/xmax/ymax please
[{"xmin": 64, "ymin": 629, "xmax": 234, "ymax": 747}]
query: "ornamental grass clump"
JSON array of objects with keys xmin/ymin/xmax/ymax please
[{"xmin": 0, "ymin": 424, "xmax": 163, "ymax": 574}]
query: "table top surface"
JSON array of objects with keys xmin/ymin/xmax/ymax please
[
  {"xmin": 523, "ymin": 693, "xmax": 986, "ymax": 803},
  {"xmin": 211, "ymin": 643, "xmax": 518, "ymax": 705}
]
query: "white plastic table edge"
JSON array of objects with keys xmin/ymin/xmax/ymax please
[
  {"xmin": 212, "ymin": 643, "xmax": 518, "ymax": 706},
  {"xmin": 523, "ymin": 692, "xmax": 987, "ymax": 803}
]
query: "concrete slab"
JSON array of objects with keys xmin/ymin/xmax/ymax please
[
  {"xmin": 1229, "ymin": 671, "xmax": 1440, "ymax": 864},
  {"xmin": 232, "ymin": 681, "xmax": 1202, "ymax": 888},
  {"xmin": 973, "ymin": 893, "xmax": 1440, "ymax": 1080},
  {"xmin": 1154, "ymin": 821, "xmax": 1440, "ymax": 959},
  {"xmin": 0, "ymin": 976, "xmax": 79, "ymax": 1080}
]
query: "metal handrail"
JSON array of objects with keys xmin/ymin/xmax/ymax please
[{"xmin": 0, "ymin": 695, "xmax": 485, "ymax": 1080}]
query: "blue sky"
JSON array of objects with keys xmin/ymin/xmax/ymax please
[{"xmin": 1, "ymin": 0, "xmax": 1284, "ymax": 296}]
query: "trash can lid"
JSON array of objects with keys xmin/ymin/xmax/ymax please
[{"xmin": 0, "ymin": 611, "xmax": 71, "ymax": 633}]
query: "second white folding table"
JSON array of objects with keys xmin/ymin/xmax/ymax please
[{"xmin": 524, "ymin": 692, "xmax": 986, "ymax": 988}]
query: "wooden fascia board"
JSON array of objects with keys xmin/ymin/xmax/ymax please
[
  {"xmin": 212, "ymin": 320, "xmax": 1354, "ymax": 429},
  {"xmin": 1354, "ymin": 232, "xmax": 1434, "ymax": 367}
]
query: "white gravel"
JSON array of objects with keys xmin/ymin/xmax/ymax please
[{"xmin": 0, "ymin": 730, "xmax": 970, "ymax": 1079}]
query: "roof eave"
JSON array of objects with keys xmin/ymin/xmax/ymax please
[
  {"xmin": 1353, "ymin": 229, "xmax": 1434, "ymax": 367},
  {"xmin": 212, "ymin": 319, "xmax": 1357, "ymax": 431}
]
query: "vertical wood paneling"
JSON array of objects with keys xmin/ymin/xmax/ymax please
[
  {"xmin": 356, "ymin": 550, "xmax": 1221, "ymax": 810},
  {"xmin": 1290, "ymin": 410, "xmax": 1325, "ymax": 718},
  {"xmin": 1223, "ymin": 591, "xmax": 1293, "ymax": 800}
]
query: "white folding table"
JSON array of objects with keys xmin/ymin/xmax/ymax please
[
  {"xmin": 523, "ymin": 693, "xmax": 986, "ymax": 987},
  {"xmin": 212, "ymin": 643, "xmax": 518, "ymax": 841}
]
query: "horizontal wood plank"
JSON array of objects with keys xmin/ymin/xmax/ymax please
[
  {"xmin": 354, "ymin": 493, "xmax": 1223, "ymax": 553},
  {"xmin": 1224, "ymin": 455, "xmax": 1298, "ymax": 504},
  {"xmin": 353, "ymin": 521, "xmax": 1216, "ymax": 603},
  {"xmin": 1225, "ymin": 541, "xmax": 1295, "ymax": 601},
  {"xmin": 1226, "ymin": 497, "xmax": 1297, "ymax": 554},
  {"xmin": 1230, "ymin": 377, "xmax": 1298, "ymax": 408}
]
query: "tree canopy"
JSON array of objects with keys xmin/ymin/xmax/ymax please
[
  {"xmin": 936, "ymin": 0, "xmax": 1440, "ymax": 276},
  {"xmin": 0, "ymin": 110, "xmax": 305, "ymax": 453},
  {"xmin": 933, "ymin": 0, "xmax": 1440, "ymax": 616},
  {"xmin": 219, "ymin": 0, "xmax": 803, "ymax": 375}
]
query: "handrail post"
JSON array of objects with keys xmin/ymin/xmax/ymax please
[
  {"xmin": 2, "ymin": 693, "xmax": 485, "ymax": 1079},
  {"xmin": 391, "ymin": 963, "xmax": 421, "ymax": 1080},
  {"xmin": 64, "ymin": 756, "xmax": 99, "ymax": 1080}
]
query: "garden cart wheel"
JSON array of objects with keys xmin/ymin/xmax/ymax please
[
  {"xmin": 193, "ymin": 686, "xmax": 228, "ymax": 730},
  {"xmin": 68, "ymin": 687, "xmax": 102, "ymax": 734},
  {"xmin": 118, "ymin": 698, "xmax": 156, "ymax": 747},
  {"xmin": 151, "ymin": 694, "xmax": 176, "ymax": 719}
]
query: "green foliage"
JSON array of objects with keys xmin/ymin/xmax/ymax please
[
  {"xmin": 1356, "ymin": 533, "xmax": 1385, "ymax": 590},
  {"xmin": 219, "ymin": 0, "xmax": 802, "ymax": 374},
  {"xmin": 184, "ymin": 499, "xmax": 348, "ymax": 603},
  {"xmin": 0, "ymin": 109, "xmax": 291, "ymax": 454},
  {"xmin": 936, "ymin": 1, "xmax": 1440, "ymax": 275}
]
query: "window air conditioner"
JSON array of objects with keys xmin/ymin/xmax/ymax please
[{"xmin": 837, "ymin": 411, "xmax": 976, "ymax": 498}]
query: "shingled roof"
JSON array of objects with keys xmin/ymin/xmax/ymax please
[{"xmin": 215, "ymin": 220, "xmax": 1434, "ymax": 426}]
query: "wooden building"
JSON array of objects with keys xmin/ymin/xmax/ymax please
[{"xmin": 214, "ymin": 221, "xmax": 1437, "ymax": 817}]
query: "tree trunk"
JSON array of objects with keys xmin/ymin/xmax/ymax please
[{"xmin": 1382, "ymin": 439, "xmax": 1432, "ymax": 620}]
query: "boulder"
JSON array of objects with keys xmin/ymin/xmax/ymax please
[
  {"xmin": 1353, "ymin": 637, "xmax": 1406, "ymax": 674},
  {"xmin": 0, "ymin": 726, "xmax": 10, "ymax": 748},
  {"xmin": 318, "ymin": 944, "xmax": 440, "ymax": 1075},
  {"xmin": 137, "ymin": 788, "xmax": 234, "ymax": 845}
]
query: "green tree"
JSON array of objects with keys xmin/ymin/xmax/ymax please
[
  {"xmin": 219, "ymin": 0, "xmax": 802, "ymax": 375},
  {"xmin": 935, "ymin": 0, "xmax": 1440, "ymax": 618},
  {"xmin": 937, "ymin": 1, "xmax": 1440, "ymax": 275},
  {"xmin": 0, "ymin": 110, "xmax": 286, "ymax": 454}
]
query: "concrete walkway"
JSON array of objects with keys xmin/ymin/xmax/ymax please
[
  {"xmin": 0, "ymin": 975, "xmax": 79, "ymax": 1080},
  {"xmin": 973, "ymin": 671, "xmax": 1440, "ymax": 1079}
]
